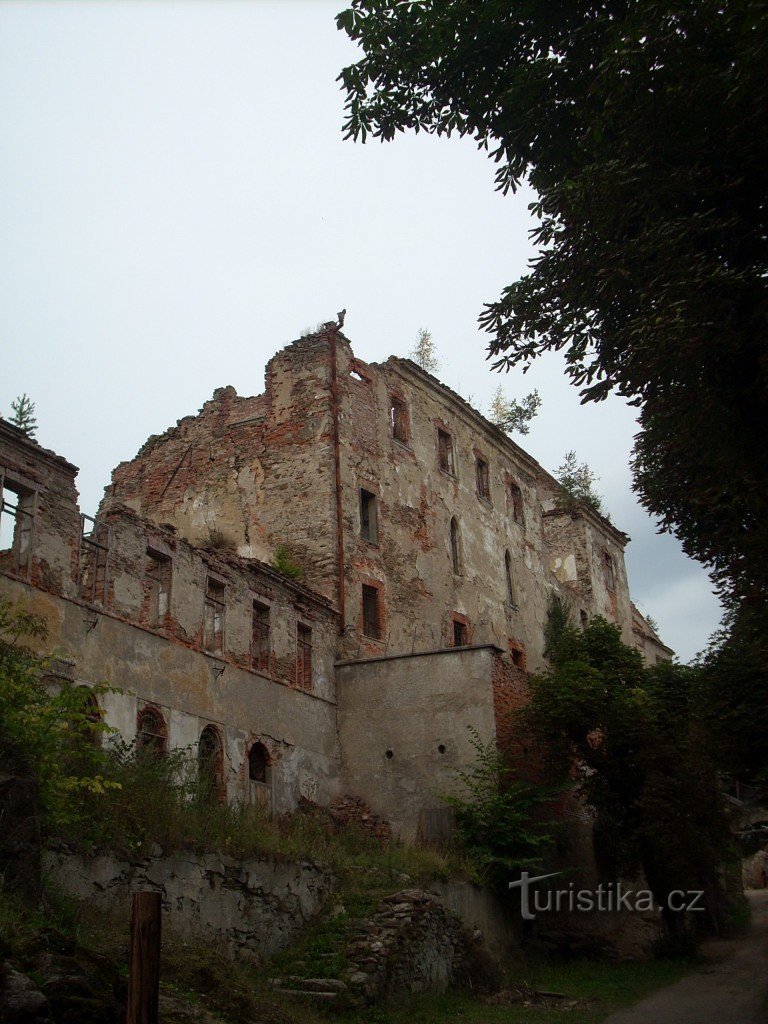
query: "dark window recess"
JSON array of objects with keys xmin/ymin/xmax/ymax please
[
  {"xmin": 198, "ymin": 725, "xmax": 223, "ymax": 801},
  {"xmin": 145, "ymin": 550, "xmax": 171, "ymax": 628},
  {"xmin": 137, "ymin": 707, "xmax": 167, "ymax": 759},
  {"xmin": 204, "ymin": 577, "xmax": 226, "ymax": 653},
  {"xmin": 249, "ymin": 743, "xmax": 270, "ymax": 783},
  {"xmin": 296, "ymin": 624, "xmax": 313, "ymax": 690},
  {"xmin": 505, "ymin": 550, "xmax": 516, "ymax": 605},
  {"xmin": 437, "ymin": 429, "xmax": 455, "ymax": 474},
  {"xmin": 509, "ymin": 481, "xmax": 524, "ymax": 524},
  {"xmin": 453, "ymin": 619, "xmax": 468, "ymax": 647},
  {"xmin": 450, "ymin": 517, "xmax": 461, "ymax": 574},
  {"xmin": 362, "ymin": 584, "xmax": 381, "ymax": 639},
  {"xmin": 360, "ymin": 488, "xmax": 378, "ymax": 543},
  {"xmin": 476, "ymin": 457, "xmax": 491, "ymax": 501},
  {"xmin": 251, "ymin": 601, "xmax": 270, "ymax": 673},
  {"xmin": 604, "ymin": 551, "xmax": 616, "ymax": 592},
  {"xmin": 390, "ymin": 397, "xmax": 409, "ymax": 444}
]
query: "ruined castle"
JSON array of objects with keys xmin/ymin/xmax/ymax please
[{"xmin": 0, "ymin": 325, "xmax": 670, "ymax": 839}]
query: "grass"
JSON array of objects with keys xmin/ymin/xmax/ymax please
[{"xmin": 55, "ymin": 742, "xmax": 475, "ymax": 887}]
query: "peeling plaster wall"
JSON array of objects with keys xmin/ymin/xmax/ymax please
[
  {"xmin": 1, "ymin": 556, "xmax": 341, "ymax": 811},
  {"xmin": 336, "ymin": 646, "xmax": 500, "ymax": 841}
]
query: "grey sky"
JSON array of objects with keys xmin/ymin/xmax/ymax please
[{"xmin": 0, "ymin": 0, "xmax": 722, "ymax": 661}]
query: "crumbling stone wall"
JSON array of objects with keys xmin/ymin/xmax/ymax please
[
  {"xmin": 343, "ymin": 889, "xmax": 481, "ymax": 1001},
  {"xmin": 0, "ymin": 419, "xmax": 81, "ymax": 597},
  {"xmin": 44, "ymin": 847, "xmax": 335, "ymax": 964},
  {"xmin": 101, "ymin": 331, "xmax": 642, "ymax": 674},
  {"xmin": 104, "ymin": 337, "xmax": 340, "ymax": 601}
]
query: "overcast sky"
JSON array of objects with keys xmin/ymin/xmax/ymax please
[{"xmin": 0, "ymin": 0, "xmax": 723, "ymax": 661}]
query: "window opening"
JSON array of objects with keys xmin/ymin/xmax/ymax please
[
  {"xmin": 450, "ymin": 517, "xmax": 461, "ymax": 574},
  {"xmin": 438, "ymin": 429, "xmax": 455, "ymax": 474},
  {"xmin": 78, "ymin": 514, "xmax": 110, "ymax": 604},
  {"xmin": 0, "ymin": 471, "xmax": 36, "ymax": 578},
  {"xmin": 476, "ymin": 457, "xmax": 490, "ymax": 501},
  {"xmin": 248, "ymin": 742, "xmax": 272, "ymax": 810},
  {"xmin": 204, "ymin": 577, "xmax": 226, "ymax": 653},
  {"xmin": 145, "ymin": 550, "xmax": 171, "ymax": 628},
  {"xmin": 362, "ymin": 584, "xmax": 381, "ymax": 638},
  {"xmin": 453, "ymin": 619, "xmax": 468, "ymax": 647},
  {"xmin": 251, "ymin": 601, "xmax": 270, "ymax": 673},
  {"xmin": 390, "ymin": 396, "xmax": 409, "ymax": 444},
  {"xmin": 360, "ymin": 488, "xmax": 378, "ymax": 543},
  {"xmin": 296, "ymin": 623, "xmax": 313, "ymax": 690},
  {"xmin": 137, "ymin": 707, "xmax": 167, "ymax": 759},
  {"xmin": 505, "ymin": 550, "xmax": 516, "ymax": 605}
]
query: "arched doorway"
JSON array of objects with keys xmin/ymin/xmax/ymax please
[
  {"xmin": 247, "ymin": 741, "xmax": 272, "ymax": 811},
  {"xmin": 198, "ymin": 724, "xmax": 224, "ymax": 802}
]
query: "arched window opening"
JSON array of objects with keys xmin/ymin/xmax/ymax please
[
  {"xmin": 505, "ymin": 551, "xmax": 516, "ymax": 606},
  {"xmin": 450, "ymin": 517, "xmax": 461, "ymax": 575},
  {"xmin": 137, "ymin": 707, "xmax": 167, "ymax": 760},
  {"xmin": 247, "ymin": 742, "xmax": 273, "ymax": 811},
  {"xmin": 82, "ymin": 689, "xmax": 102, "ymax": 748},
  {"xmin": 198, "ymin": 724, "xmax": 224, "ymax": 802}
]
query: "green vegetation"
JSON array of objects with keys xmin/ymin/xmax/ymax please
[
  {"xmin": 0, "ymin": 596, "xmax": 117, "ymax": 832},
  {"xmin": 409, "ymin": 327, "xmax": 439, "ymax": 375},
  {"xmin": 337, "ymin": 0, "xmax": 768, "ymax": 611},
  {"xmin": 489, "ymin": 385, "xmax": 541, "ymax": 437},
  {"xmin": 7, "ymin": 393, "xmax": 37, "ymax": 437},
  {"xmin": 445, "ymin": 726, "xmax": 555, "ymax": 891},
  {"xmin": 555, "ymin": 452, "xmax": 604, "ymax": 517},
  {"xmin": 524, "ymin": 607, "xmax": 738, "ymax": 942},
  {"xmin": 270, "ymin": 543, "xmax": 304, "ymax": 581}
]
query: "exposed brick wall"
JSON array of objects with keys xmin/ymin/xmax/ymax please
[{"xmin": 491, "ymin": 651, "xmax": 531, "ymax": 759}]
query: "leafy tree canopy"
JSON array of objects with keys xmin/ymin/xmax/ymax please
[
  {"xmin": 489, "ymin": 384, "xmax": 541, "ymax": 436},
  {"xmin": 555, "ymin": 450, "xmax": 604, "ymax": 516},
  {"xmin": 525, "ymin": 609, "xmax": 737, "ymax": 937},
  {"xmin": 337, "ymin": 0, "xmax": 768, "ymax": 603},
  {"xmin": 410, "ymin": 326, "xmax": 439, "ymax": 374}
]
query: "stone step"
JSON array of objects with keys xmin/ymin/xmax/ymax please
[
  {"xmin": 271, "ymin": 988, "xmax": 339, "ymax": 1001},
  {"xmin": 270, "ymin": 977, "xmax": 347, "ymax": 994}
]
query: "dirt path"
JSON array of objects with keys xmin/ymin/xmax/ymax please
[{"xmin": 602, "ymin": 890, "xmax": 768, "ymax": 1024}]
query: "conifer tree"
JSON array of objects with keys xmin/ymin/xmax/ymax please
[{"xmin": 9, "ymin": 394, "xmax": 37, "ymax": 438}]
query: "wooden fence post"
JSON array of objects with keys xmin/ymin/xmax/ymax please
[{"xmin": 126, "ymin": 891, "xmax": 162, "ymax": 1024}]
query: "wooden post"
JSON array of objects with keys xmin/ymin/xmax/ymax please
[{"xmin": 126, "ymin": 891, "xmax": 161, "ymax": 1024}]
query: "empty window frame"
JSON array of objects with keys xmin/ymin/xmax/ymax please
[
  {"xmin": 0, "ymin": 471, "xmax": 36, "ymax": 578},
  {"xmin": 508, "ymin": 480, "xmax": 524, "ymax": 525},
  {"xmin": 475, "ymin": 456, "xmax": 491, "ymax": 501},
  {"xmin": 504, "ymin": 550, "xmax": 516, "ymax": 605},
  {"xmin": 145, "ymin": 549, "xmax": 171, "ymax": 628},
  {"xmin": 452, "ymin": 618, "xmax": 469, "ymax": 647},
  {"xmin": 198, "ymin": 724, "xmax": 224, "ymax": 802},
  {"xmin": 296, "ymin": 623, "xmax": 313, "ymax": 690},
  {"xmin": 360, "ymin": 488, "xmax": 378, "ymax": 543},
  {"xmin": 603, "ymin": 551, "xmax": 616, "ymax": 592},
  {"xmin": 389, "ymin": 396, "xmax": 409, "ymax": 444},
  {"xmin": 362, "ymin": 583, "xmax": 381, "ymax": 639},
  {"xmin": 204, "ymin": 576, "xmax": 226, "ymax": 653},
  {"xmin": 450, "ymin": 517, "xmax": 461, "ymax": 574},
  {"xmin": 437, "ymin": 429, "xmax": 455, "ymax": 475},
  {"xmin": 137, "ymin": 706, "xmax": 167, "ymax": 760},
  {"xmin": 248, "ymin": 742, "xmax": 273, "ymax": 810},
  {"xmin": 77, "ymin": 514, "xmax": 110, "ymax": 604},
  {"xmin": 251, "ymin": 600, "xmax": 270, "ymax": 674}
]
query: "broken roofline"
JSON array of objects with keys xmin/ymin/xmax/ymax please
[
  {"xmin": 102, "ymin": 502, "xmax": 338, "ymax": 615},
  {"xmin": 380, "ymin": 356, "xmax": 629, "ymax": 547}
]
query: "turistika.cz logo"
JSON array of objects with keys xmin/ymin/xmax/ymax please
[{"xmin": 508, "ymin": 872, "xmax": 705, "ymax": 920}]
